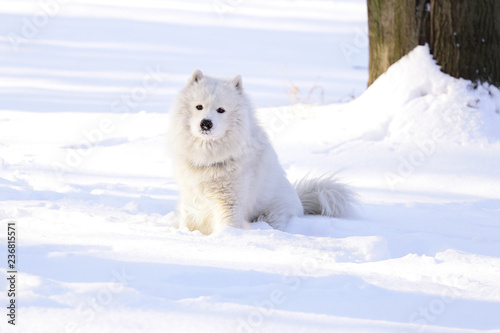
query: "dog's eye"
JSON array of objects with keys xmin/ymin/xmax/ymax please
[
  {"xmin": 196, "ymin": 105, "xmax": 203, "ymax": 110},
  {"xmin": 217, "ymin": 107, "xmax": 225, "ymax": 114}
]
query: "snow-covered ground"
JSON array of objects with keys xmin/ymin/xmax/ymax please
[{"xmin": 1, "ymin": 1, "xmax": 500, "ymax": 332}]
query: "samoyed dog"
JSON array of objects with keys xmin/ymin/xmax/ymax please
[{"xmin": 169, "ymin": 70, "xmax": 357, "ymax": 235}]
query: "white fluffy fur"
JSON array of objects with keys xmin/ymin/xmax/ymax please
[
  {"xmin": 169, "ymin": 70, "xmax": 357, "ymax": 235},
  {"xmin": 294, "ymin": 174, "xmax": 357, "ymax": 217}
]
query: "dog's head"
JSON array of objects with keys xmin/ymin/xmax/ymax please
[
  {"xmin": 182, "ymin": 70, "xmax": 244, "ymax": 140},
  {"xmin": 170, "ymin": 70, "xmax": 253, "ymax": 166}
]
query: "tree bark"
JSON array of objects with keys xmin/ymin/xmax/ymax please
[
  {"xmin": 367, "ymin": 0, "xmax": 419, "ymax": 86},
  {"xmin": 431, "ymin": 0, "xmax": 500, "ymax": 86},
  {"xmin": 367, "ymin": 0, "xmax": 500, "ymax": 87},
  {"xmin": 416, "ymin": 0, "xmax": 431, "ymax": 45}
]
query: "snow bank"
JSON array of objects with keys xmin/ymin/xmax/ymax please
[
  {"xmin": 259, "ymin": 45, "xmax": 500, "ymax": 199},
  {"xmin": 261, "ymin": 45, "xmax": 500, "ymax": 148},
  {"xmin": 351, "ymin": 45, "xmax": 500, "ymax": 145}
]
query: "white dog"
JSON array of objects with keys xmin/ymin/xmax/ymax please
[{"xmin": 169, "ymin": 70, "xmax": 356, "ymax": 235}]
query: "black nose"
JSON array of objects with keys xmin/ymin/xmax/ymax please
[{"xmin": 200, "ymin": 119, "xmax": 213, "ymax": 131}]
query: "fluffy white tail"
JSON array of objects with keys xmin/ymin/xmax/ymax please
[{"xmin": 294, "ymin": 174, "xmax": 358, "ymax": 217}]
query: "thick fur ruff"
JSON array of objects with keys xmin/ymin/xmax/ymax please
[{"xmin": 169, "ymin": 70, "xmax": 357, "ymax": 235}]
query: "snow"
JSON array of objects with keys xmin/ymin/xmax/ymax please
[{"xmin": 1, "ymin": 1, "xmax": 500, "ymax": 332}]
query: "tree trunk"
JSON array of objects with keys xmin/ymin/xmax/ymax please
[
  {"xmin": 367, "ymin": 0, "xmax": 419, "ymax": 86},
  {"xmin": 431, "ymin": 0, "xmax": 500, "ymax": 86},
  {"xmin": 416, "ymin": 0, "xmax": 431, "ymax": 45},
  {"xmin": 367, "ymin": 0, "xmax": 433, "ymax": 86},
  {"xmin": 367, "ymin": 0, "xmax": 500, "ymax": 87}
]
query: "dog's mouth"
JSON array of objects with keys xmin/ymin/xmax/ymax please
[{"xmin": 198, "ymin": 129, "xmax": 222, "ymax": 141}]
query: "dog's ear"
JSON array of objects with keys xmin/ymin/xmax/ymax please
[
  {"xmin": 231, "ymin": 74, "xmax": 242, "ymax": 91},
  {"xmin": 188, "ymin": 69, "xmax": 204, "ymax": 85}
]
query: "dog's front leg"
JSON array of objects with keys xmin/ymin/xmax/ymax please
[
  {"xmin": 181, "ymin": 187, "xmax": 245, "ymax": 234},
  {"xmin": 210, "ymin": 192, "xmax": 246, "ymax": 232}
]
